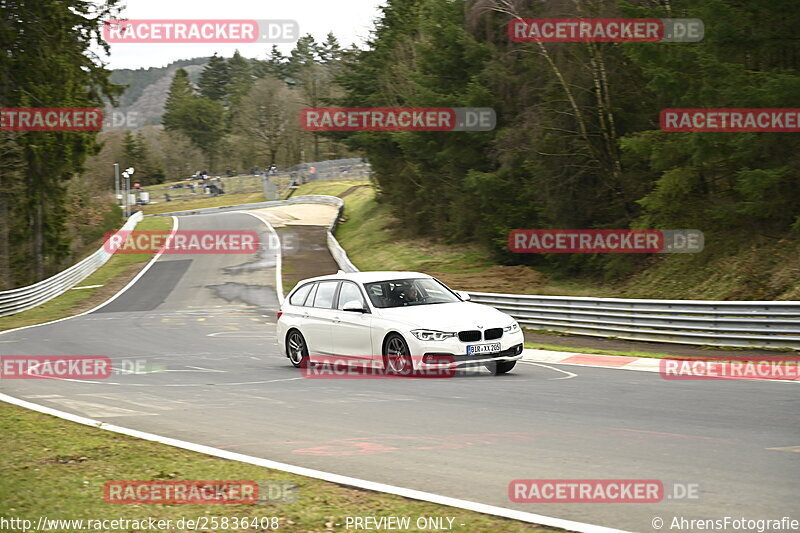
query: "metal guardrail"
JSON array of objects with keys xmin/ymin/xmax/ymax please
[
  {"xmin": 466, "ymin": 293, "xmax": 800, "ymax": 349},
  {"xmin": 0, "ymin": 212, "xmax": 144, "ymax": 318}
]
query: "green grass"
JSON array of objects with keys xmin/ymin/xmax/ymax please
[
  {"xmin": 289, "ymin": 180, "xmax": 369, "ymax": 198},
  {"xmin": 139, "ymin": 192, "xmax": 266, "ymax": 215},
  {"xmin": 315, "ymin": 184, "xmax": 493, "ymax": 273},
  {"xmin": 0, "ymin": 403, "xmax": 556, "ymax": 533},
  {"xmin": 0, "ymin": 217, "xmax": 172, "ymax": 333}
]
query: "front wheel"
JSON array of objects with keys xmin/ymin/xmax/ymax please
[
  {"xmin": 383, "ymin": 334, "xmax": 414, "ymax": 375},
  {"xmin": 286, "ymin": 330, "xmax": 309, "ymax": 368},
  {"xmin": 485, "ymin": 360, "xmax": 516, "ymax": 375}
]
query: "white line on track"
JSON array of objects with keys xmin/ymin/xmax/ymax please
[
  {"xmin": 240, "ymin": 211, "xmax": 284, "ymax": 304},
  {"xmin": 521, "ymin": 361, "xmax": 578, "ymax": 380}
]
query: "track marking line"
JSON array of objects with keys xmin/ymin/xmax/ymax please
[
  {"xmin": 241, "ymin": 210, "xmax": 284, "ymax": 304},
  {"xmin": 207, "ymin": 331, "xmax": 274, "ymax": 338},
  {"xmin": 77, "ymin": 393, "xmax": 174, "ymax": 411},
  {"xmin": 520, "ymin": 361, "xmax": 578, "ymax": 380},
  {"xmin": 185, "ymin": 365, "xmax": 225, "ymax": 372},
  {"xmin": 766, "ymin": 445, "xmax": 800, "ymax": 453},
  {"xmin": 612, "ymin": 428, "xmax": 731, "ymax": 443},
  {"xmin": 40, "ymin": 398, "xmax": 154, "ymax": 418}
]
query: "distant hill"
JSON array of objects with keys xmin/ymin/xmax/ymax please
[{"xmin": 105, "ymin": 58, "xmax": 208, "ymax": 129}]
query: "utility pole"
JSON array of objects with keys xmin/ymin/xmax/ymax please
[
  {"xmin": 121, "ymin": 167, "xmax": 135, "ymax": 217},
  {"xmin": 114, "ymin": 163, "xmax": 120, "ymax": 206}
]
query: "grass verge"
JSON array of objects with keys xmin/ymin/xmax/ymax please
[
  {"xmin": 139, "ymin": 192, "xmax": 266, "ymax": 216},
  {"xmin": 0, "ymin": 402, "xmax": 556, "ymax": 533},
  {"xmin": 0, "ymin": 217, "xmax": 172, "ymax": 333},
  {"xmin": 292, "ymin": 182, "xmax": 608, "ymax": 296}
]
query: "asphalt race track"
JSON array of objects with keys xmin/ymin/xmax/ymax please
[{"xmin": 1, "ymin": 210, "xmax": 798, "ymax": 532}]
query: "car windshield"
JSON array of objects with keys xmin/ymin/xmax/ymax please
[{"xmin": 364, "ymin": 278, "xmax": 461, "ymax": 308}]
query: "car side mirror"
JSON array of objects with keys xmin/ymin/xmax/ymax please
[
  {"xmin": 342, "ymin": 300, "xmax": 367, "ymax": 313},
  {"xmin": 456, "ymin": 291, "xmax": 471, "ymax": 301}
]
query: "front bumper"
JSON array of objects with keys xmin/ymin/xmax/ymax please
[{"xmin": 408, "ymin": 329, "xmax": 525, "ymax": 369}]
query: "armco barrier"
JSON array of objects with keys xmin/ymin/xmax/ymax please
[
  {"xmin": 0, "ymin": 211, "xmax": 144, "ymax": 318},
  {"xmin": 465, "ymin": 293, "xmax": 800, "ymax": 349},
  {"xmin": 151, "ymin": 195, "xmax": 800, "ymax": 350}
]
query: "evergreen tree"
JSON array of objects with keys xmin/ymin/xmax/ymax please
[
  {"xmin": 319, "ymin": 32, "xmax": 343, "ymax": 63},
  {"xmin": 198, "ymin": 54, "xmax": 230, "ymax": 102},
  {"xmin": 227, "ymin": 50, "xmax": 254, "ymax": 109},
  {"xmin": 254, "ymin": 45, "xmax": 289, "ymax": 80},
  {"xmin": 0, "ymin": 0, "xmax": 123, "ymax": 284},
  {"xmin": 162, "ymin": 68, "xmax": 194, "ymax": 130},
  {"xmin": 287, "ymin": 34, "xmax": 320, "ymax": 81}
]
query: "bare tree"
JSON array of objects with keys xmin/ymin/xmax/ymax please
[{"xmin": 235, "ymin": 76, "xmax": 297, "ymax": 165}]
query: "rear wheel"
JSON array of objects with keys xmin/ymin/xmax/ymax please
[
  {"xmin": 286, "ymin": 330, "xmax": 309, "ymax": 368},
  {"xmin": 383, "ymin": 334, "xmax": 413, "ymax": 375},
  {"xmin": 485, "ymin": 360, "xmax": 516, "ymax": 375}
]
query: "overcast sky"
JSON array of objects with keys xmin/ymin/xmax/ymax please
[{"xmin": 97, "ymin": 0, "xmax": 387, "ymax": 70}]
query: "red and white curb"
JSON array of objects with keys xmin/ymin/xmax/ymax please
[
  {"xmin": 522, "ymin": 349, "xmax": 800, "ymax": 383},
  {"xmin": 523, "ymin": 349, "xmax": 662, "ymax": 372}
]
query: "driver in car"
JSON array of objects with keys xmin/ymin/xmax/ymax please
[{"xmin": 398, "ymin": 283, "xmax": 422, "ymax": 304}]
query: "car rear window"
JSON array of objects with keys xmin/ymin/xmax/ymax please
[
  {"xmin": 289, "ymin": 283, "xmax": 313, "ymax": 306},
  {"xmin": 312, "ymin": 281, "xmax": 339, "ymax": 308}
]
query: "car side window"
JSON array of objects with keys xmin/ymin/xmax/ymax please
[
  {"xmin": 289, "ymin": 283, "xmax": 313, "ymax": 306},
  {"xmin": 312, "ymin": 281, "xmax": 338, "ymax": 309},
  {"xmin": 337, "ymin": 281, "xmax": 366, "ymax": 310}
]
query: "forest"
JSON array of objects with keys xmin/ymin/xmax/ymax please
[{"xmin": 2, "ymin": 0, "xmax": 799, "ymax": 291}]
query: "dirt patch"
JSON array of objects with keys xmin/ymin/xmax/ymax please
[
  {"xmin": 432, "ymin": 265, "xmax": 547, "ymax": 294},
  {"xmin": 249, "ymin": 204, "xmax": 339, "ymax": 227},
  {"xmin": 339, "ymin": 185, "xmax": 369, "ymax": 198},
  {"xmin": 280, "ymin": 226, "xmax": 339, "ymax": 290}
]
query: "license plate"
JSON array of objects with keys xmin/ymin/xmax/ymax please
[{"xmin": 467, "ymin": 343, "xmax": 501, "ymax": 355}]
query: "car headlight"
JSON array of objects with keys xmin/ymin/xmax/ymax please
[
  {"xmin": 411, "ymin": 329, "xmax": 457, "ymax": 341},
  {"xmin": 504, "ymin": 322, "xmax": 520, "ymax": 333}
]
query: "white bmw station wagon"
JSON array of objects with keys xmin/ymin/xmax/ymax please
[{"xmin": 277, "ymin": 271, "xmax": 524, "ymax": 375}]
